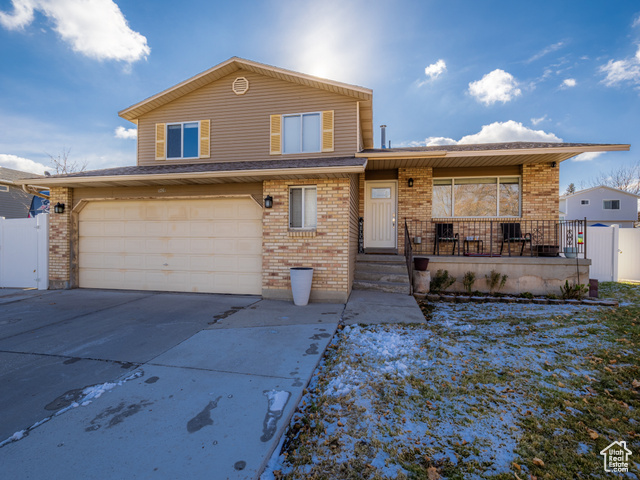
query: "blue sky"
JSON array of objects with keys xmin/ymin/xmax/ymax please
[{"xmin": 0, "ymin": 0, "xmax": 638, "ymax": 192}]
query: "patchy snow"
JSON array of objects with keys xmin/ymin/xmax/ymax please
[
  {"xmin": 0, "ymin": 368, "xmax": 145, "ymax": 449},
  {"xmin": 263, "ymin": 300, "xmax": 623, "ymax": 479}
]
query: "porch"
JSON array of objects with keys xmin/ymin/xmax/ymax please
[{"xmin": 401, "ymin": 218, "xmax": 591, "ymax": 296}]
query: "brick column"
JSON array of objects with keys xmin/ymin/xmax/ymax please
[
  {"xmin": 49, "ymin": 187, "xmax": 73, "ymax": 289},
  {"xmin": 521, "ymin": 163, "xmax": 559, "ymax": 219},
  {"xmin": 398, "ymin": 167, "xmax": 432, "ymax": 254}
]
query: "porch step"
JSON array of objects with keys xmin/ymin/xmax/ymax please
[
  {"xmin": 355, "ymin": 261, "xmax": 409, "ymax": 274},
  {"xmin": 356, "ymin": 254, "xmax": 406, "ymax": 264},
  {"xmin": 354, "ymin": 270, "xmax": 410, "ymax": 284},
  {"xmin": 352, "ymin": 279, "xmax": 411, "ymax": 295},
  {"xmin": 353, "ymin": 254, "xmax": 411, "ymax": 295}
]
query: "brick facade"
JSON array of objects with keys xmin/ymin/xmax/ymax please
[
  {"xmin": 521, "ymin": 163, "xmax": 559, "ymax": 219},
  {"xmin": 49, "ymin": 187, "xmax": 73, "ymax": 289},
  {"xmin": 397, "ymin": 167, "xmax": 432, "ymax": 254},
  {"xmin": 262, "ymin": 177, "xmax": 355, "ymax": 303}
]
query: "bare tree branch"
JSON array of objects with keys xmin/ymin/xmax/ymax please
[
  {"xmin": 585, "ymin": 160, "xmax": 640, "ymax": 195},
  {"xmin": 46, "ymin": 147, "xmax": 88, "ymax": 174}
]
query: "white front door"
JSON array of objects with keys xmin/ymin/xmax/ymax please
[{"xmin": 364, "ymin": 181, "xmax": 397, "ymax": 249}]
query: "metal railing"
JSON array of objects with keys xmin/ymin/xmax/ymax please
[
  {"xmin": 404, "ymin": 219, "xmax": 413, "ymax": 294},
  {"xmin": 406, "ymin": 218, "xmax": 587, "ymax": 258}
]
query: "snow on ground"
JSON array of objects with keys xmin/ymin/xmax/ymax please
[{"xmin": 262, "ymin": 297, "xmax": 638, "ymax": 479}]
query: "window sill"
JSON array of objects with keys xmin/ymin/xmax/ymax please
[{"xmin": 288, "ymin": 229, "xmax": 317, "ymax": 237}]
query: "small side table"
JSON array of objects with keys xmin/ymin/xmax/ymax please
[{"xmin": 463, "ymin": 239, "xmax": 483, "ymax": 255}]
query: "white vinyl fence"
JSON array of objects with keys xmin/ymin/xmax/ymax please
[
  {"xmin": 0, "ymin": 214, "xmax": 49, "ymax": 289},
  {"xmin": 587, "ymin": 225, "xmax": 640, "ymax": 282}
]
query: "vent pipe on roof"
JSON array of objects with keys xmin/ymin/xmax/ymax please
[{"xmin": 380, "ymin": 125, "xmax": 387, "ymax": 149}]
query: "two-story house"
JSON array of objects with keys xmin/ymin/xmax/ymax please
[
  {"xmin": 560, "ymin": 185, "xmax": 639, "ymax": 228},
  {"xmin": 17, "ymin": 57, "xmax": 629, "ymax": 300}
]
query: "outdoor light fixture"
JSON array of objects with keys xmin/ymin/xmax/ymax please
[
  {"xmin": 54, "ymin": 202, "xmax": 65, "ymax": 214},
  {"xmin": 408, "ymin": 178, "xmax": 414, "ymax": 188},
  {"xmin": 264, "ymin": 195, "xmax": 273, "ymax": 208},
  {"xmin": 551, "ymin": 161, "xmax": 557, "ymax": 168}
]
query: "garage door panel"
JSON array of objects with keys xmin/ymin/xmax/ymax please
[{"xmin": 79, "ymin": 197, "xmax": 262, "ymax": 295}]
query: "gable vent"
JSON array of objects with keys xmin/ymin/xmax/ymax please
[{"xmin": 232, "ymin": 77, "xmax": 249, "ymax": 95}]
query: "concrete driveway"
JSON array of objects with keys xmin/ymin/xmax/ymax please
[{"xmin": 0, "ymin": 289, "xmax": 342, "ymax": 479}]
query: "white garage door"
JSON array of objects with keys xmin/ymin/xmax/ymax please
[{"xmin": 79, "ymin": 197, "xmax": 262, "ymax": 294}]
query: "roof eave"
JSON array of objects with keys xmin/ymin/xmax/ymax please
[{"xmin": 14, "ymin": 163, "xmax": 368, "ymax": 188}]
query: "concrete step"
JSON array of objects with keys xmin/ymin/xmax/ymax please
[
  {"xmin": 354, "ymin": 270, "xmax": 410, "ymax": 284},
  {"xmin": 353, "ymin": 279, "xmax": 411, "ymax": 295},
  {"xmin": 355, "ymin": 261, "xmax": 409, "ymax": 274},
  {"xmin": 356, "ymin": 254, "xmax": 406, "ymax": 264}
]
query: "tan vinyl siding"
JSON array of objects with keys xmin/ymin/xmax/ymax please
[
  {"xmin": 72, "ymin": 183, "xmax": 263, "ymax": 207},
  {"xmin": 137, "ymin": 69, "xmax": 358, "ymax": 166}
]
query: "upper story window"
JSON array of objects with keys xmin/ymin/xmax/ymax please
[
  {"xmin": 283, "ymin": 113, "xmax": 321, "ymax": 154},
  {"xmin": 580, "ymin": 199, "xmax": 590, "ymax": 205},
  {"xmin": 603, "ymin": 199, "xmax": 620, "ymax": 210},
  {"xmin": 289, "ymin": 186, "xmax": 317, "ymax": 229},
  {"xmin": 0, "ymin": 185, "xmax": 8, "ymax": 192},
  {"xmin": 155, "ymin": 120, "xmax": 210, "ymax": 161},
  {"xmin": 433, "ymin": 176, "xmax": 521, "ymax": 217},
  {"xmin": 270, "ymin": 111, "xmax": 334, "ymax": 155},
  {"xmin": 167, "ymin": 122, "xmax": 199, "ymax": 159}
]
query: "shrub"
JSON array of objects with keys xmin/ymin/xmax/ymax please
[
  {"xmin": 430, "ymin": 269, "xmax": 456, "ymax": 293},
  {"xmin": 462, "ymin": 271, "xmax": 476, "ymax": 295},
  {"xmin": 560, "ymin": 280, "xmax": 589, "ymax": 300},
  {"xmin": 519, "ymin": 292, "xmax": 534, "ymax": 299},
  {"xmin": 485, "ymin": 270, "xmax": 508, "ymax": 294}
]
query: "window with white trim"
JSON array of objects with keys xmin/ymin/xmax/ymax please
[
  {"xmin": 289, "ymin": 186, "xmax": 317, "ymax": 229},
  {"xmin": 603, "ymin": 199, "xmax": 620, "ymax": 210},
  {"xmin": 282, "ymin": 113, "xmax": 321, "ymax": 154},
  {"xmin": 166, "ymin": 122, "xmax": 199, "ymax": 159},
  {"xmin": 580, "ymin": 199, "xmax": 590, "ymax": 205},
  {"xmin": 433, "ymin": 176, "xmax": 521, "ymax": 217},
  {"xmin": 0, "ymin": 185, "xmax": 8, "ymax": 192}
]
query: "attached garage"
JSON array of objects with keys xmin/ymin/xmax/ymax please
[{"xmin": 78, "ymin": 197, "xmax": 262, "ymax": 295}]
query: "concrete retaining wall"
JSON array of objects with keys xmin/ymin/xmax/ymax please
[{"xmin": 421, "ymin": 256, "xmax": 590, "ymax": 296}]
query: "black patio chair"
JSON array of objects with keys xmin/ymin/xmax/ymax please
[
  {"xmin": 433, "ymin": 223, "xmax": 458, "ymax": 255},
  {"xmin": 499, "ymin": 223, "xmax": 531, "ymax": 256}
]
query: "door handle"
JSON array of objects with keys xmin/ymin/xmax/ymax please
[{"xmin": 392, "ymin": 214, "xmax": 396, "ymax": 229}]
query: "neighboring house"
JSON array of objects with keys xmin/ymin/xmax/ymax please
[
  {"xmin": 560, "ymin": 185, "xmax": 640, "ymax": 228},
  {"xmin": 15, "ymin": 57, "xmax": 630, "ymax": 299},
  {"xmin": 0, "ymin": 167, "xmax": 46, "ymax": 219}
]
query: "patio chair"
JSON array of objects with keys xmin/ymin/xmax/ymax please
[
  {"xmin": 433, "ymin": 223, "xmax": 458, "ymax": 255},
  {"xmin": 499, "ymin": 223, "xmax": 531, "ymax": 256}
]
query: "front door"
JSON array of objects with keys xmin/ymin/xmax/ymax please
[{"xmin": 364, "ymin": 181, "xmax": 397, "ymax": 249}]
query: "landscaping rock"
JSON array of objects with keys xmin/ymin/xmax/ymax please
[
  {"xmin": 597, "ymin": 300, "xmax": 619, "ymax": 307},
  {"xmin": 440, "ymin": 295, "xmax": 456, "ymax": 303},
  {"xmin": 499, "ymin": 297, "xmax": 516, "ymax": 303},
  {"xmin": 581, "ymin": 299, "xmax": 599, "ymax": 306},
  {"xmin": 564, "ymin": 299, "xmax": 580, "ymax": 305},
  {"xmin": 426, "ymin": 294, "xmax": 441, "ymax": 302},
  {"xmin": 516, "ymin": 298, "xmax": 532, "ymax": 304},
  {"xmin": 547, "ymin": 299, "xmax": 564, "ymax": 304},
  {"xmin": 485, "ymin": 297, "xmax": 500, "ymax": 303},
  {"xmin": 455, "ymin": 296, "xmax": 470, "ymax": 303},
  {"xmin": 533, "ymin": 298, "xmax": 549, "ymax": 305},
  {"xmin": 470, "ymin": 296, "xmax": 486, "ymax": 303}
]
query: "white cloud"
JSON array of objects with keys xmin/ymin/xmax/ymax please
[
  {"xmin": 417, "ymin": 121, "xmax": 562, "ymax": 146},
  {"xmin": 114, "ymin": 126, "xmax": 137, "ymax": 140},
  {"xmin": 526, "ymin": 41, "xmax": 565, "ymax": 63},
  {"xmin": 600, "ymin": 45, "xmax": 640, "ymax": 87},
  {"xmin": 468, "ymin": 69, "xmax": 522, "ymax": 105},
  {"xmin": 572, "ymin": 152, "xmax": 603, "ymax": 162},
  {"xmin": 633, "ymin": 15, "xmax": 640, "ymax": 28},
  {"xmin": 0, "ymin": 154, "xmax": 48, "ymax": 175},
  {"xmin": 0, "ymin": 0, "xmax": 150, "ymax": 63},
  {"xmin": 424, "ymin": 59, "xmax": 446, "ymax": 80},
  {"xmin": 562, "ymin": 78, "xmax": 577, "ymax": 88},
  {"xmin": 531, "ymin": 115, "xmax": 547, "ymax": 126},
  {"xmin": 425, "ymin": 136, "xmax": 457, "ymax": 146}
]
